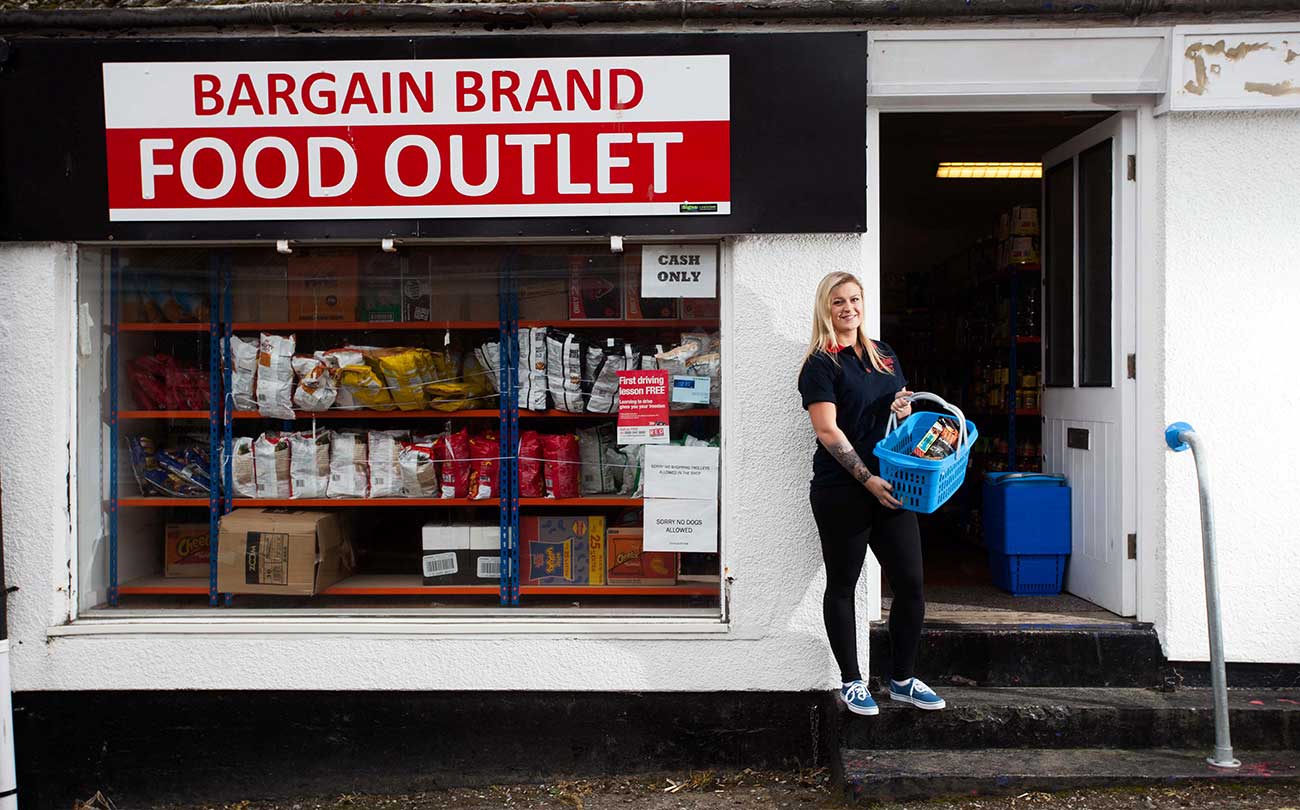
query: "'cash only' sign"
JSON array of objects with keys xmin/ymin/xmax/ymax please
[{"xmin": 640, "ymin": 244, "xmax": 718, "ymax": 298}]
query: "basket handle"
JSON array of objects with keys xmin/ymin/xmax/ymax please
[{"xmin": 886, "ymin": 392, "xmax": 969, "ymax": 452}]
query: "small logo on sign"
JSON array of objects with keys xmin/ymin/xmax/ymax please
[{"xmin": 679, "ymin": 203, "xmax": 719, "ymax": 213}]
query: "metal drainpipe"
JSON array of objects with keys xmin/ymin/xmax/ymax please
[
  {"xmin": 0, "ymin": 0, "xmax": 1299, "ymax": 31},
  {"xmin": 0, "ymin": 482, "xmax": 16, "ymax": 809},
  {"xmin": 1165, "ymin": 422, "xmax": 1240, "ymax": 770}
]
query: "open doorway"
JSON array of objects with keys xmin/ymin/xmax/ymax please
[{"xmin": 878, "ymin": 110, "xmax": 1139, "ymax": 627}]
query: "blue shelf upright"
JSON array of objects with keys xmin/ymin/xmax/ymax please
[
  {"xmin": 497, "ymin": 257, "xmax": 522, "ymax": 606},
  {"xmin": 108, "ymin": 249, "xmax": 121, "ymax": 606},
  {"xmin": 220, "ymin": 252, "xmax": 234, "ymax": 605}
]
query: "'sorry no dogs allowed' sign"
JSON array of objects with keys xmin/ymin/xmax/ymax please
[{"xmin": 640, "ymin": 244, "xmax": 718, "ymax": 298}]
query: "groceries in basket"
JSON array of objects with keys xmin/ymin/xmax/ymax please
[
  {"xmin": 911, "ymin": 416, "xmax": 962, "ymax": 460},
  {"xmin": 873, "ymin": 392, "xmax": 978, "ymax": 514}
]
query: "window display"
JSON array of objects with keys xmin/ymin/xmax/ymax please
[{"xmin": 79, "ymin": 243, "xmax": 723, "ymax": 615}]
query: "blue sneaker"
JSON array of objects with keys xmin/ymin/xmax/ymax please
[
  {"xmin": 889, "ymin": 677, "xmax": 946, "ymax": 710},
  {"xmin": 839, "ymin": 680, "xmax": 879, "ymax": 716}
]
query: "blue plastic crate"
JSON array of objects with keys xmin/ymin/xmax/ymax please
[
  {"xmin": 990, "ymin": 551, "xmax": 1067, "ymax": 596},
  {"xmin": 982, "ymin": 472, "xmax": 1072, "ymax": 555}
]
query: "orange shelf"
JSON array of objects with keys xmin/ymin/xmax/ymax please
[
  {"xmin": 119, "ymin": 410, "xmax": 209, "ymax": 420},
  {"xmin": 519, "ymin": 319, "xmax": 718, "ymax": 329},
  {"xmin": 519, "ymin": 585, "xmax": 716, "ymax": 596},
  {"xmin": 118, "ymin": 576, "xmax": 209, "ymax": 596},
  {"xmin": 320, "ymin": 576, "xmax": 498, "ymax": 596},
  {"xmin": 233, "ymin": 409, "xmax": 500, "ymax": 420},
  {"xmin": 118, "ymin": 323, "xmax": 209, "ymax": 332},
  {"xmin": 520, "ymin": 408, "xmax": 719, "ymax": 418},
  {"xmin": 232, "ymin": 321, "xmax": 498, "ymax": 332},
  {"xmin": 231, "ymin": 498, "xmax": 497, "ymax": 508},
  {"xmin": 519, "ymin": 497, "xmax": 642, "ymax": 507},
  {"xmin": 119, "ymin": 497, "xmax": 208, "ymax": 508}
]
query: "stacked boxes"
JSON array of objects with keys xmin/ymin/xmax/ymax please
[
  {"xmin": 606, "ymin": 527, "xmax": 677, "ymax": 585},
  {"xmin": 421, "ymin": 523, "xmax": 501, "ymax": 585},
  {"xmin": 164, "ymin": 523, "xmax": 210, "ymax": 578},
  {"xmin": 996, "ymin": 206, "xmax": 1040, "ymax": 269},
  {"xmin": 522, "ymin": 515, "xmax": 605, "ymax": 586}
]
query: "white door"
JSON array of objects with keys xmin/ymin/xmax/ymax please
[{"xmin": 1040, "ymin": 112, "xmax": 1137, "ymax": 617}]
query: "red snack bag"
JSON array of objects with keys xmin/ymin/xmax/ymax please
[
  {"xmin": 518, "ymin": 430, "xmax": 544, "ymax": 498},
  {"xmin": 128, "ymin": 369, "xmax": 166, "ymax": 410},
  {"xmin": 541, "ymin": 433, "xmax": 581, "ymax": 499},
  {"xmin": 435, "ymin": 428, "xmax": 471, "ymax": 499},
  {"xmin": 468, "ymin": 432, "xmax": 500, "ymax": 501}
]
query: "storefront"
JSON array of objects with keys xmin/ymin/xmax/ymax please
[{"xmin": 0, "ymin": 11, "xmax": 1298, "ymax": 801}]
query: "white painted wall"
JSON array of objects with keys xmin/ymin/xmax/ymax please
[
  {"xmin": 0, "ymin": 233, "xmax": 877, "ymax": 691},
  {"xmin": 1159, "ymin": 109, "xmax": 1300, "ymax": 663}
]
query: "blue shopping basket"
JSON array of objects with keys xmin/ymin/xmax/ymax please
[{"xmin": 872, "ymin": 393, "xmax": 978, "ymax": 514}]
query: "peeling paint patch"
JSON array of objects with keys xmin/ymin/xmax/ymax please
[
  {"xmin": 1210, "ymin": 64, "xmax": 1222, "ymax": 75},
  {"xmin": 1183, "ymin": 39, "xmax": 1285, "ymax": 98},
  {"xmin": 1287, "ymin": 50, "xmax": 1299, "ymax": 65},
  {"xmin": 1244, "ymin": 80, "xmax": 1300, "ymax": 97}
]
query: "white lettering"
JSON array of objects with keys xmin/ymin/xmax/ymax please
[
  {"xmin": 504, "ymin": 133, "xmax": 550, "ymax": 196},
  {"xmin": 138, "ymin": 138, "xmax": 174, "ymax": 201},
  {"xmin": 636, "ymin": 132, "xmax": 684, "ymax": 194},
  {"xmin": 555, "ymin": 133, "xmax": 590, "ymax": 195},
  {"xmin": 179, "ymin": 137, "xmax": 236, "ymax": 200},
  {"xmin": 307, "ymin": 137, "xmax": 358, "ymax": 198},
  {"xmin": 449, "ymin": 134, "xmax": 499, "ymax": 197},
  {"xmin": 242, "ymin": 136, "xmax": 299, "ymax": 200},
  {"xmin": 596, "ymin": 132, "xmax": 633, "ymax": 194},
  {"xmin": 385, "ymin": 134, "xmax": 441, "ymax": 197}
]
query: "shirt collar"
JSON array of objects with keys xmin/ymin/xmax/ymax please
[{"xmin": 826, "ymin": 341, "xmax": 852, "ymax": 354}]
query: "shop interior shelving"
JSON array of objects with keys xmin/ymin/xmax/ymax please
[{"xmin": 108, "ymin": 249, "xmax": 721, "ymax": 609}]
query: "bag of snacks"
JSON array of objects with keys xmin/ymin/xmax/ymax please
[
  {"xmin": 336, "ymin": 356, "xmax": 396, "ymax": 412},
  {"xmin": 541, "ymin": 433, "xmax": 581, "ymax": 499},
  {"xmin": 253, "ymin": 432, "xmax": 291, "ymax": 499},
  {"xmin": 435, "ymin": 428, "xmax": 472, "ymax": 499},
  {"xmin": 228, "ymin": 336, "xmax": 260, "ymax": 411},
  {"xmin": 256, "ymin": 333, "xmax": 296, "ymax": 420},
  {"xmin": 291, "ymin": 355, "xmax": 337, "ymax": 412},
  {"xmin": 685, "ymin": 351, "xmax": 722, "ymax": 408},
  {"xmin": 288, "ymin": 430, "xmax": 332, "ymax": 499},
  {"xmin": 373, "ymin": 347, "xmax": 436, "ymax": 411},
  {"xmin": 367, "ymin": 429, "xmax": 410, "ymax": 498},
  {"xmin": 577, "ymin": 423, "xmax": 618, "ymax": 494},
  {"xmin": 585, "ymin": 339, "xmax": 638, "ymax": 414},
  {"xmin": 230, "ymin": 435, "xmax": 257, "ymax": 498},
  {"xmin": 519, "ymin": 327, "xmax": 549, "ymax": 411},
  {"xmin": 545, "ymin": 329, "xmax": 586, "ymax": 412},
  {"xmin": 518, "ymin": 430, "xmax": 545, "ymax": 498},
  {"xmin": 468, "ymin": 433, "xmax": 499, "ymax": 500},
  {"xmin": 399, "ymin": 442, "xmax": 439, "ymax": 498},
  {"xmin": 327, "ymin": 431, "xmax": 369, "ymax": 498}
]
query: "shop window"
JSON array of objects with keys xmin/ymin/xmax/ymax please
[
  {"xmin": 1043, "ymin": 159, "xmax": 1074, "ymax": 388},
  {"xmin": 1078, "ymin": 140, "xmax": 1114, "ymax": 388},
  {"xmin": 75, "ymin": 244, "xmax": 723, "ymax": 618}
]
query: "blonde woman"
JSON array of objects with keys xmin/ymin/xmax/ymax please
[{"xmin": 797, "ymin": 271, "xmax": 945, "ymax": 716}]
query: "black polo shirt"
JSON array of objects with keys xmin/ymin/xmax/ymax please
[{"xmin": 798, "ymin": 341, "xmax": 906, "ymax": 489}]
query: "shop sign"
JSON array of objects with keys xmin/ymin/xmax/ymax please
[
  {"xmin": 644, "ymin": 445, "xmax": 719, "ymax": 500},
  {"xmin": 640, "ymin": 244, "xmax": 718, "ymax": 298},
  {"xmin": 644, "ymin": 497, "xmax": 718, "ymax": 553},
  {"xmin": 616, "ymin": 370, "xmax": 670, "ymax": 445},
  {"xmin": 102, "ymin": 56, "xmax": 730, "ymax": 222}
]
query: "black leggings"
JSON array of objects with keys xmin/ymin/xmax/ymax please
[{"xmin": 810, "ymin": 484, "xmax": 925, "ymax": 684}]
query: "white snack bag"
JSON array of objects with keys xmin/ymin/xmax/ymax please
[
  {"xmin": 327, "ymin": 431, "xmax": 369, "ymax": 499},
  {"xmin": 685, "ymin": 352, "xmax": 722, "ymax": 408},
  {"xmin": 614, "ymin": 444, "xmax": 646, "ymax": 497},
  {"xmin": 474, "ymin": 341, "xmax": 502, "ymax": 394},
  {"xmin": 577, "ymin": 423, "xmax": 618, "ymax": 495},
  {"xmin": 227, "ymin": 336, "xmax": 259, "ymax": 411},
  {"xmin": 292, "ymin": 355, "xmax": 337, "ymax": 412},
  {"xmin": 367, "ymin": 429, "xmax": 410, "ymax": 498},
  {"xmin": 253, "ymin": 432, "xmax": 291, "ymax": 499},
  {"xmin": 519, "ymin": 327, "xmax": 549, "ymax": 411},
  {"xmin": 399, "ymin": 443, "xmax": 439, "ymax": 498},
  {"xmin": 288, "ymin": 430, "xmax": 332, "ymax": 499},
  {"xmin": 586, "ymin": 339, "xmax": 637, "ymax": 414},
  {"xmin": 545, "ymin": 329, "xmax": 585, "ymax": 412},
  {"xmin": 657, "ymin": 340, "xmax": 703, "ymax": 411},
  {"xmin": 229, "ymin": 435, "xmax": 257, "ymax": 498},
  {"xmin": 256, "ymin": 333, "xmax": 296, "ymax": 420}
]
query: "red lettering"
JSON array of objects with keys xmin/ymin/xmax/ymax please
[
  {"xmin": 382, "ymin": 72, "xmax": 393, "ymax": 114},
  {"xmin": 492, "ymin": 70, "xmax": 522, "ymax": 113},
  {"xmin": 457, "ymin": 71, "xmax": 485, "ymax": 112},
  {"xmin": 341, "ymin": 73, "xmax": 378, "ymax": 115},
  {"xmin": 610, "ymin": 69, "xmax": 643, "ymax": 111},
  {"xmin": 226, "ymin": 74, "xmax": 265, "ymax": 116},
  {"xmin": 302, "ymin": 72, "xmax": 336, "ymax": 115},
  {"xmin": 523, "ymin": 71, "xmax": 560, "ymax": 112},
  {"xmin": 399, "ymin": 71, "xmax": 435, "ymax": 114},
  {"xmin": 566, "ymin": 70, "xmax": 600, "ymax": 112},
  {"xmin": 266, "ymin": 74, "xmax": 298, "ymax": 115},
  {"xmin": 194, "ymin": 74, "xmax": 223, "ymax": 116}
]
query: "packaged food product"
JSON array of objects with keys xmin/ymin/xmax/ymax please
[
  {"xmin": 473, "ymin": 340, "xmax": 503, "ymax": 395},
  {"xmin": 367, "ymin": 429, "xmax": 410, "ymax": 498},
  {"xmin": 685, "ymin": 351, "xmax": 722, "ymax": 408},
  {"xmin": 468, "ymin": 433, "xmax": 499, "ymax": 500},
  {"xmin": 291, "ymin": 354, "xmax": 337, "ymax": 412},
  {"xmin": 912, "ymin": 416, "xmax": 960, "ymax": 460},
  {"xmin": 163, "ymin": 364, "xmax": 210, "ymax": 410},
  {"xmin": 373, "ymin": 347, "xmax": 436, "ymax": 411},
  {"xmin": 605, "ymin": 444, "xmax": 630, "ymax": 493},
  {"xmin": 129, "ymin": 354, "xmax": 209, "ymax": 411},
  {"xmin": 327, "ymin": 431, "xmax": 369, "ymax": 499},
  {"xmin": 924, "ymin": 418, "xmax": 962, "ymax": 460},
  {"xmin": 518, "ymin": 430, "xmax": 545, "ymax": 498},
  {"xmin": 585, "ymin": 339, "xmax": 638, "ymax": 414},
  {"xmin": 577, "ymin": 423, "xmax": 618, "ymax": 495},
  {"xmin": 542, "ymin": 433, "xmax": 581, "ymax": 499},
  {"xmin": 436, "ymin": 428, "xmax": 472, "ymax": 499},
  {"xmin": 253, "ymin": 432, "xmax": 291, "ymax": 499},
  {"xmin": 228, "ymin": 336, "xmax": 259, "ymax": 411},
  {"xmin": 129, "ymin": 436, "xmax": 212, "ymax": 497},
  {"xmin": 164, "ymin": 523, "xmax": 211, "ymax": 578},
  {"xmin": 256, "ymin": 333, "xmax": 296, "ymax": 420},
  {"xmin": 230, "ymin": 435, "xmax": 257, "ymax": 498},
  {"xmin": 288, "ymin": 430, "xmax": 332, "ymax": 499},
  {"xmin": 518, "ymin": 327, "xmax": 549, "ymax": 411},
  {"xmin": 399, "ymin": 442, "xmax": 439, "ymax": 498},
  {"xmin": 545, "ymin": 329, "xmax": 586, "ymax": 412},
  {"xmin": 336, "ymin": 355, "xmax": 396, "ymax": 412}
]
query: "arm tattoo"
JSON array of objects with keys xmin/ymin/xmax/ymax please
[{"xmin": 828, "ymin": 440, "xmax": 874, "ymax": 487}]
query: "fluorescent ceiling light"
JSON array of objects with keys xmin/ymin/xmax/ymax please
[{"xmin": 936, "ymin": 162, "xmax": 1042, "ymax": 179}]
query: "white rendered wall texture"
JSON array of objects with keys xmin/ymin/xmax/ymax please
[
  {"xmin": 0, "ymin": 234, "xmax": 869, "ymax": 691},
  {"xmin": 1160, "ymin": 110, "xmax": 1300, "ymax": 663}
]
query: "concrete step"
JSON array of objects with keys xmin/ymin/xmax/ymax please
[
  {"xmin": 840, "ymin": 748, "xmax": 1300, "ymax": 803},
  {"xmin": 840, "ymin": 687, "xmax": 1300, "ymax": 751},
  {"xmin": 869, "ymin": 622, "xmax": 1165, "ymax": 687}
]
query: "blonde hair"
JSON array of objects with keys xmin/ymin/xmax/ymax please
[{"xmin": 803, "ymin": 272, "xmax": 892, "ymax": 373}]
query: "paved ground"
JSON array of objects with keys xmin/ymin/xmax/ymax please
[{"xmin": 72, "ymin": 769, "xmax": 1300, "ymax": 810}]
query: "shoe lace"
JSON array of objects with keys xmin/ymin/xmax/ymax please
[
  {"xmin": 910, "ymin": 678, "xmax": 935, "ymax": 697},
  {"xmin": 843, "ymin": 681, "xmax": 869, "ymax": 702}
]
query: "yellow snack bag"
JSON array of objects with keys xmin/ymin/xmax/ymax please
[
  {"xmin": 373, "ymin": 347, "xmax": 434, "ymax": 411},
  {"xmin": 337, "ymin": 359, "xmax": 396, "ymax": 412}
]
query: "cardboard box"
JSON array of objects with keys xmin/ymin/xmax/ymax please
[
  {"xmin": 1008, "ymin": 236, "xmax": 1040, "ymax": 266},
  {"xmin": 606, "ymin": 527, "xmax": 677, "ymax": 586},
  {"xmin": 522, "ymin": 515, "xmax": 605, "ymax": 585},
  {"xmin": 217, "ymin": 508, "xmax": 354, "ymax": 595},
  {"xmin": 568, "ymin": 256, "xmax": 623, "ymax": 319},
  {"xmin": 1010, "ymin": 206, "xmax": 1039, "ymax": 236},
  {"xmin": 624, "ymin": 257, "xmax": 678, "ymax": 320},
  {"xmin": 164, "ymin": 523, "xmax": 210, "ymax": 578},
  {"xmin": 401, "ymin": 262, "xmax": 434, "ymax": 322},
  {"xmin": 518, "ymin": 278, "xmax": 569, "ymax": 321},
  {"xmin": 229, "ymin": 257, "xmax": 289, "ymax": 322},
  {"xmin": 680, "ymin": 297, "xmax": 720, "ymax": 320},
  {"xmin": 410, "ymin": 252, "xmax": 501, "ymax": 322},
  {"xmin": 287, "ymin": 250, "xmax": 359, "ymax": 321},
  {"xmin": 359, "ymin": 253, "xmax": 403, "ymax": 323}
]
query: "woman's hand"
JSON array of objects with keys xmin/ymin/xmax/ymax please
[
  {"xmin": 866, "ymin": 474, "xmax": 902, "ymax": 510},
  {"xmin": 891, "ymin": 388, "xmax": 913, "ymax": 421}
]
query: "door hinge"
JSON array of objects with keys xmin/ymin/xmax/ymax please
[
  {"xmin": 1127, "ymin": 353, "xmax": 1137, "ymax": 380},
  {"xmin": 1127, "ymin": 154, "xmax": 1137, "ymax": 181},
  {"xmin": 1127, "ymin": 533, "xmax": 1137, "ymax": 560}
]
